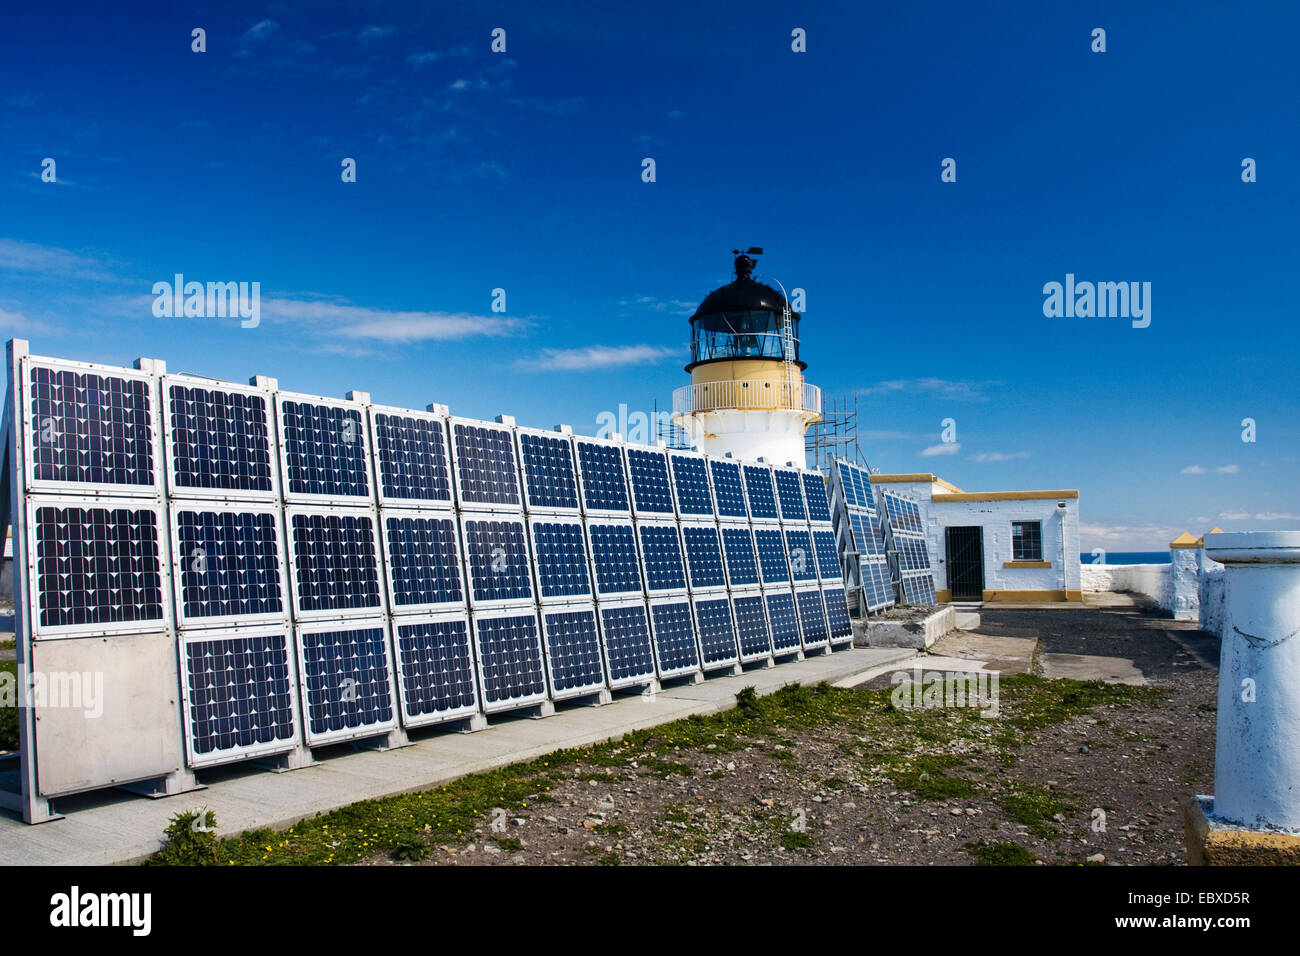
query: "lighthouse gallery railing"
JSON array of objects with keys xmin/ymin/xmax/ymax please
[{"xmin": 672, "ymin": 380, "xmax": 822, "ymax": 416}]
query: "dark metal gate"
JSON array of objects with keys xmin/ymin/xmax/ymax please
[{"xmin": 945, "ymin": 526, "xmax": 984, "ymax": 601}]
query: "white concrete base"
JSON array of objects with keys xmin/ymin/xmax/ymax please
[
  {"xmin": 954, "ymin": 610, "xmax": 981, "ymax": 630},
  {"xmin": 860, "ymin": 606, "xmax": 956, "ymax": 650}
]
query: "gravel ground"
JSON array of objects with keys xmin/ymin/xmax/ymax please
[{"xmin": 378, "ymin": 605, "xmax": 1217, "ymax": 867}]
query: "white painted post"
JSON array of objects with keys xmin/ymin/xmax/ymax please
[
  {"xmin": 1203, "ymin": 531, "xmax": 1300, "ymax": 832},
  {"xmin": 1168, "ymin": 533, "xmax": 1200, "ymax": 621}
]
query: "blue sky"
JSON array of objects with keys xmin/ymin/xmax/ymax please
[{"xmin": 2, "ymin": 1, "xmax": 1297, "ymax": 550}]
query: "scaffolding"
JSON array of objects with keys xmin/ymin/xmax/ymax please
[
  {"xmin": 806, "ymin": 391, "xmax": 872, "ymax": 475},
  {"xmin": 653, "ymin": 398, "xmax": 694, "ymax": 449}
]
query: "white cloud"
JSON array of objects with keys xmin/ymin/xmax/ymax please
[
  {"xmin": 920, "ymin": 442, "xmax": 962, "ymax": 457},
  {"xmin": 1180, "ymin": 464, "xmax": 1207, "ymax": 475},
  {"xmin": 1255, "ymin": 512, "xmax": 1300, "ymax": 521},
  {"xmin": 858, "ymin": 378, "xmax": 999, "ymax": 400},
  {"xmin": 517, "ymin": 344, "xmax": 680, "ymax": 371},
  {"xmin": 1218, "ymin": 511, "xmax": 1251, "ymax": 521},
  {"xmin": 618, "ymin": 295, "xmax": 695, "ymax": 315},
  {"xmin": 0, "ymin": 238, "xmax": 123, "ymax": 282},
  {"xmin": 970, "ymin": 451, "xmax": 1030, "ymax": 463},
  {"xmin": 260, "ymin": 297, "xmax": 525, "ymax": 343},
  {"xmin": 244, "ymin": 19, "xmax": 279, "ymax": 41},
  {"xmin": 1078, "ymin": 522, "xmax": 1182, "ymax": 550},
  {"xmin": 1215, "ymin": 464, "xmax": 1240, "ymax": 474},
  {"xmin": 358, "ymin": 25, "xmax": 396, "ymax": 41}
]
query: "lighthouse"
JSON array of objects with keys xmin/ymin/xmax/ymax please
[{"xmin": 672, "ymin": 249, "xmax": 822, "ymax": 465}]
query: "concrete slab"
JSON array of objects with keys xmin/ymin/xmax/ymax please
[
  {"xmin": 0, "ymin": 645, "xmax": 915, "ymax": 866},
  {"xmin": 1038, "ymin": 652, "xmax": 1147, "ymax": 685},
  {"xmin": 929, "ymin": 632, "xmax": 1037, "ymax": 675}
]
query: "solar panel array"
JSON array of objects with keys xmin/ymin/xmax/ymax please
[
  {"xmin": 6, "ymin": 344, "xmax": 857, "ymax": 805},
  {"xmin": 878, "ymin": 490, "xmax": 939, "ymax": 606},
  {"xmin": 828, "ymin": 458, "xmax": 896, "ymax": 615}
]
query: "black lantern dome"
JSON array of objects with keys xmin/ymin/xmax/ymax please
[{"xmin": 686, "ymin": 249, "xmax": 803, "ymax": 372}]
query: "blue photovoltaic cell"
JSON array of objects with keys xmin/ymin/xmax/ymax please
[
  {"xmin": 802, "ymin": 472, "xmax": 833, "ymax": 523},
  {"xmin": 30, "ymin": 367, "xmax": 154, "ymax": 486},
  {"xmin": 373, "ymin": 413, "xmax": 452, "ymax": 504},
  {"xmin": 670, "ymin": 455, "xmax": 714, "ymax": 516},
  {"xmin": 168, "ymin": 385, "xmax": 273, "ymax": 493},
  {"xmin": 626, "ymin": 448, "xmax": 675, "ymax": 514},
  {"xmin": 638, "ymin": 524, "xmax": 687, "ymax": 592},
  {"xmin": 452, "ymin": 422, "xmax": 520, "ymax": 507},
  {"xmin": 765, "ymin": 591, "xmax": 802, "ymax": 651},
  {"xmin": 784, "ymin": 528, "xmax": 818, "ymax": 581},
  {"xmin": 588, "ymin": 523, "xmax": 643, "ymax": 594},
  {"xmin": 475, "ymin": 614, "xmax": 546, "ymax": 704},
  {"xmin": 682, "ymin": 525, "xmax": 726, "ymax": 590},
  {"xmin": 742, "ymin": 465, "xmax": 778, "ymax": 519},
  {"xmin": 519, "ymin": 433, "xmax": 579, "ymax": 510},
  {"xmin": 599, "ymin": 603, "xmax": 656, "ymax": 683},
  {"xmin": 694, "ymin": 597, "xmax": 737, "ymax": 665},
  {"xmin": 541, "ymin": 609, "xmax": 606, "ymax": 692},
  {"xmin": 811, "ymin": 529, "xmax": 842, "ymax": 581},
  {"xmin": 395, "ymin": 619, "xmax": 478, "ymax": 718},
  {"xmin": 575, "ymin": 440, "xmax": 630, "ymax": 513},
  {"xmin": 299, "ymin": 627, "xmax": 394, "ymax": 736},
  {"xmin": 731, "ymin": 593, "xmax": 772, "ymax": 658},
  {"xmin": 531, "ymin": 520, "xmax": 592, "ymax": 599},
  {"xmin": 861, "ymin": 557, "xmax": 893, "ymax": 611},
  {"xmin": 796, "ymin": 590, "xmax": 829, "ymax": 645},
  {"xmin": 649, "ymin": 601, "xmax": 699, "ymax": 674},
  {"xmin": 290, "ymin": 512, "xmax": 381, "ymax": 612},
  {"xmin": 463, "ymin": 518, "xmax": 532, "ymax": 603},
  {"xmin": 385, "ymin": 515, "xmax": 463, "ymax": 607},
  {"xmin": 773, "ymin": 470, "xmax": 807, "ymax": 522},
  {"xmin": 184, "ymin": 633, "xmax": 295, "ymax": 756},
  {"xmin": 823, "ymin": 587, "xmax": 854, "ymax": 641},
  {"xmin": 720, "ymin": 525, "xmax": 759, "ymax": 586},
  {"xmin": 754, "ymin": 528, "xmax": 790, "ymax": 584},
  {"xmin": 709, "ymin": 460, "xmax": 748, "ymax": 518},
  {"xmin": 177, "ymin": 510, "xmax": 282, "ymax": 619},
  {"xmin": 281, "ymin": 401, "xmax": 369, "ymax": 498},
  {"xmin": 34, "ymin": 506, "xmax": 164, "ymax": 627}
]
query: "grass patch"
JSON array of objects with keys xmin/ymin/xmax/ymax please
[
  {"xmin": 999, "ymin": 784, "xmax": 1075, "ymax": 839},
  {"xmin": 963, "ymin": 841, "xmax": 1037, "ymax": 866},
  {"xmin": 779, "ymin": 830, "xmax": 814, "ymax": 851}
]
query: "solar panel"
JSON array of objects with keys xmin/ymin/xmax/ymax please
[
  {"xmin": 181, "ymin": 630, "xmax": 298, "ymax": 766},
  {"xmin": 371, "ymin": 407, "xmax": 453, "ymax": 507},
  {"xmin": 597, "ymin": 599, "xmax": 657, "ymax": 687},
  {"xmin": 473, "ymin": 609, "xmax": 548, "ymax": 712},
  {"xmin": 287, "ymin": 509, "xmax": 383, "ymax": 618},
  {"xmin": 296, "ymin": 623, "xmax": 396, "ymax": 746},
  {"xmin": 764, "ymin": 590, "xmax": 802, "ymax": 653},
  {"xmin": 539, "ymin": 607, "xmax": 607, "ymax": 698},
  {"xmin": 392, "ymin": 614, "xmax": 480, "ymax": 726},
  {"xmin": 173, "ymin": 506, "xmax": 285, "ymax": 626},
  {"xmin": 720, "ymin": 523, "xmax": 760, "ymax": 587},
  {"xmin": 517, "ymin": 428, "xmax": 580, "ymax": 513},
  {"xmin": 709, "ymin": 459, "xmax": 748, "ymax": 518},
  {"xmin": 731, "ymin": 590, "xmax": 773, "ymax": 661},
  {"xmin": 382, "ymin": 512, "xmax": 465, "ymax": 612},
  {"xmin": 461, "ymin": 515, "xmax": 533, "ymax": 607},
  {"xmin": 164, "ymin": 378, "xmax": 275, "ymax": 498},
  {"xmin": 795, "ymin": 589, "xmax": 830, "ymax": 649},
  {"xmin": 528, "ymin": 518, "xmax": 593, "ymax": 602},
  {"xmin": 772, "ymin": 467, "xmax": 808, "ymax": 523},
  {"xmin": 830, "ymin": 459, "xmax": 895, "ymax": 614},
  {"xmin": 693, "ymin": 597, "xmax": 739, "ymax": 668},
  {"xmin": 784, "ymin": 528, "xmax": 818, "ymax": 582},
  {"xmin": 802, "ymin": 470, "xmax": 833, "ymax": 524},
  {"xmin": 742, "ymin": 464, "xmax": 779, "ymax": 521},
  {"xmin": 879, "ymin": 490, "xmax": 937, "ymax": 607},
  {"xmin": 30, "ymin": 500, "xmax": 167, "ymax": 637},
  {"xmin": 26, "ymin": 362, "xmax": 157, "ymax": 492},
  {"xmin": 625, "ymin": 447, "xmax": 675, "ymax": 515},
  {"xmin": 823, "ymin": 587, "xmax": 854, "ymax": 645},
  {"xmin": 681, "ymin": 523, "xmax": 727, "ymax": 592},
  {"xmin": 277, "ymin": 395, "xmax": 371, "ymax": 501},
  {"xmin": 585, "ymin": 519, "xmax": 643, "ymax": 597},
  {"xmin": 574, "ymin": 437, "xmax": 631, "ymax": 515},
  {"xmin": 637, "ymin": 520, "xmax": 688, "ymax": 595},
  {"xmin": 647, "ymin": 598, "xmax": 701, "ymax": 678},
  {"xmin": 668, "ymin": 452, "xmax": 714, "ymax": 516},
  {"xmin": 811, "ymin": 528, "xmax": 843, "ymax": 582},
  {"xmin": 754, "ymin": 527, "xmax": 790, "ymax": 584},
  {"xmin": 450, "ymin": 418, "xmax": 521, "ymax": 509}
]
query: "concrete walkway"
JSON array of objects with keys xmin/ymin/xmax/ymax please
[{"xmin": 0, "ymin": 646, "xmax": 915, "ymax": 866}]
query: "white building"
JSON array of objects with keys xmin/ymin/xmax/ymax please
[{"xmin": 869, "ymin": 473, "xmax": 1082, "ymax": 603}]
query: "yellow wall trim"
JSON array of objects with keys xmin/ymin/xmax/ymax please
[
  {"xmin": 936, "ymin": 589, "xmax": 952, "ymax": 603},
  {"xmin": 933, "ymin": 490, "xmax": 1079, "ymax": 503},
  {"xmin": 1170, "ymin": 531, "xmax": 1200, "ymax": 549},
  {"xmin": 983, "ymin": 589, "xmax": 1082, "ymax": 603},
  {"xmin": 869, "ymin": 473, "xmax": 936, "ymax": 484},
  {"xmin": 1003, "ymin": 560, "xmax": 1052, "ymax": 569}
]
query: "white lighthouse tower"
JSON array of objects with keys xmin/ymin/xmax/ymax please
[{"xmin": 672, "ymin": 249, "xmax": 821, "ymax": 465}]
